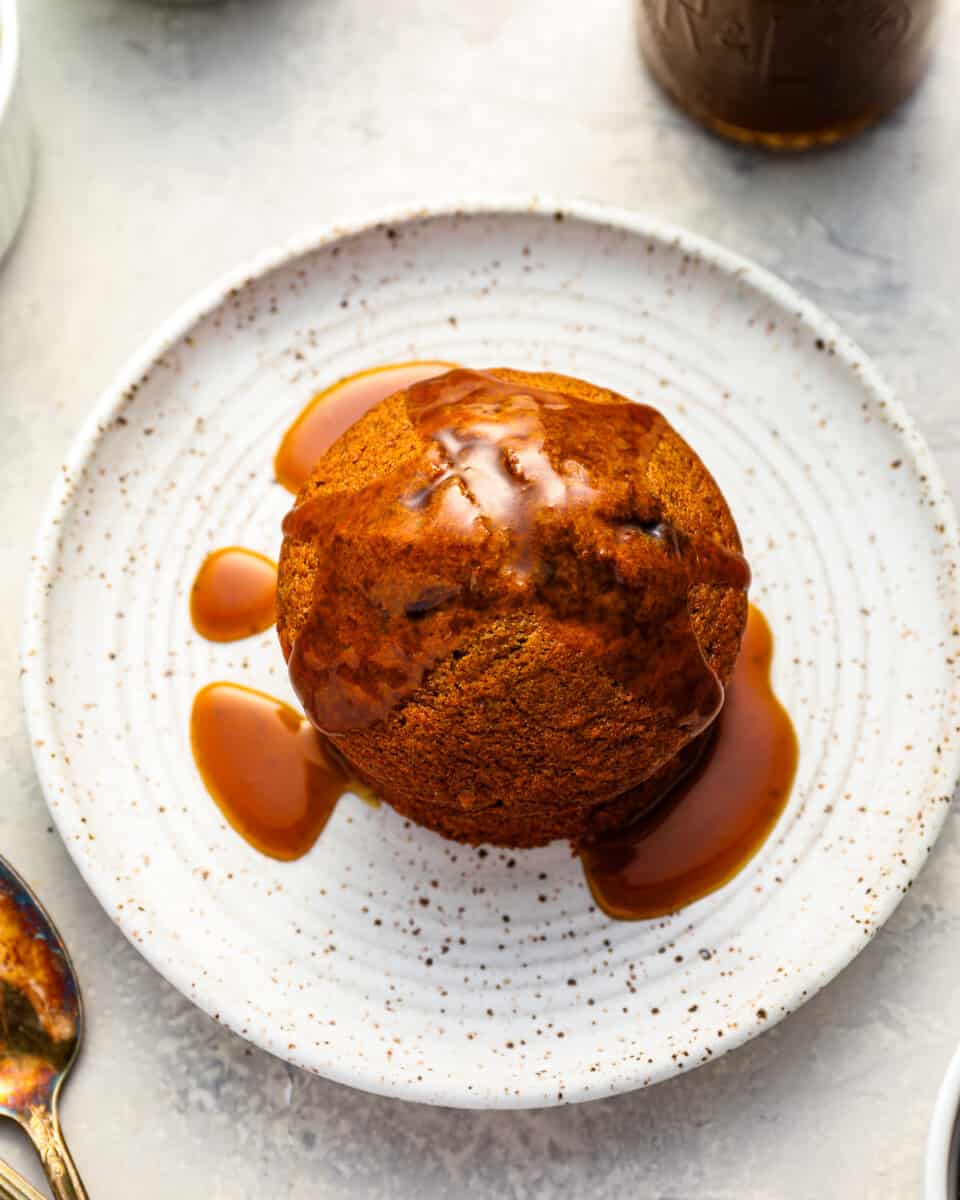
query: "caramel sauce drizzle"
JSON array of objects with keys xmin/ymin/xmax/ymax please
[{"xmin": 187, "ymin": 365, "xmax": 795, "ymax": 922}]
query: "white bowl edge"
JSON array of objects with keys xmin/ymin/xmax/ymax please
[
  {"xmin": 927, "ymin": 1043, "xmax": 960, "ymax": 1199},
  {"xmin": 0, "ymin": 0, "xmax": 32, "ymax": 262}
]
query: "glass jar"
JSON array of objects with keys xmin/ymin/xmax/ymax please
[{"xmin": 636, "ymin": 0, "xmax": 940, "ymax": 149}]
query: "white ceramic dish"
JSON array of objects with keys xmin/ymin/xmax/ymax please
[
  {"xmin": 21, "ymin": 203, "xmax": 960, "ymax": 1109},
  {"xmin": 0, "ymin": 0, "xmax": 31, "ymax": 262},
  {"xmin": 927, "ymin": 1044, "xmax": 960, "ymax": 1199}
]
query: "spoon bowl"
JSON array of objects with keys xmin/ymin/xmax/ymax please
[{"xmin": 0, "ymin": 856, "xmax": 86, "ymax": 1200}]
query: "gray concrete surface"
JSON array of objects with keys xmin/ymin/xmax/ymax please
[{"xmin": 1, "ymin": 1, "xmax": 959, "ymax": 1195}]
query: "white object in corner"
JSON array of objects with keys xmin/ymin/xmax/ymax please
[
  {"xmin": 0, "ymin": 0, "xmax": 30, "ymax": 262},
  {"xmin": 926, "ymin": 1043, "xmax": 960, "ymax": 1200}
]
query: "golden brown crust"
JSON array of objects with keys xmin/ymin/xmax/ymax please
[{"xmin": 278, "ymin": 368, "xmax": 748, "ymax": 847}]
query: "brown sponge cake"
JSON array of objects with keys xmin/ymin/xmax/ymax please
[{"xmin": 277, "ymin": 367, "xmax": 748, "ymax": 848}]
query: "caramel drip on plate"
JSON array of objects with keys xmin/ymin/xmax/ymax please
[
  {"xmin": 190, "ymin": 547, "xmax": 277, "ymax": 643},
  {"xmin": 190, "ymin": 683, "xmax": 349, "ymax": 860},
  {"xmin": 274, "ymin": 361, "xmax": 455, "ymax": 494},
  {"xmin": 582, "ymin": 605, "xmax": 797, "ymax": 919}
]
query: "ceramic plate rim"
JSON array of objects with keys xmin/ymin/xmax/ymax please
[{"xmin": 21, "ymin": 199, "xmax": 960, "ymax": 1108}]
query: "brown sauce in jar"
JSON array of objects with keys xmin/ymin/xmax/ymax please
[
  {"xmin": 636, "ymin": 0, "xmax": 940, "ymax": 148},
  {"xmin": 274, "ymin": 361, "xmax": 455, "ymax": 494},
  {"xmin": 190, "ymin": 547, "xmax": 277, "ymax": 643},
  {"xmin": 582, "ymin": 604, "xmax": 797, "ymax": 918}
]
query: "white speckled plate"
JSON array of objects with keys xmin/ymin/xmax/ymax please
[{"xmin": 21, "ymin": 203, "xmax": 960, "ymax": 1108}]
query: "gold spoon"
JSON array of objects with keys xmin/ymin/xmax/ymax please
[
  {"xmin": 0, "ymin": 1161, "xmax": 46, "ymax": 1200},
  {"xmin": 0, "ymin": 855, "xmax": 87, "ymax": 1199}
]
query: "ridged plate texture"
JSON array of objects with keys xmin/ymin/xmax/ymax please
[{"xmin": 21, "ymin": 205, "xmax": 960, "ymax": 1108}]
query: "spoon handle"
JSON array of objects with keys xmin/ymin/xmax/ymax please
[
  {"xmin": 0, "ymin": 1158, "xmax": 47, "ymax": 1200},
  {"xmin": 24, "ymin": 1105, "xmax": 87, "ymax": 1200}
]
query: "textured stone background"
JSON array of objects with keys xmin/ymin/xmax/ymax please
[{"xmin": 1, "ymin": 1, "xmax": 959, "ymax": 1196}]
